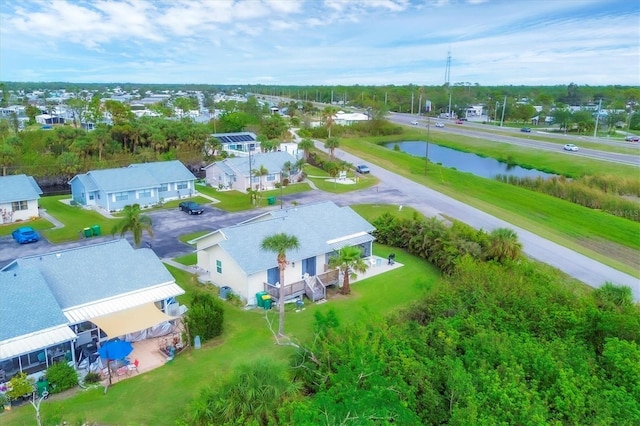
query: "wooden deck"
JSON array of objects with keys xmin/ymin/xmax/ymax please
[{"xmin": 265, "ymin": 269, "xmax": 339, "ymax": 303}]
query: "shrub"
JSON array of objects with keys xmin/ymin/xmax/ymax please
[
  {"xmin": 46, "ymin": 361, "xmax": 78, "ymax": 393},
  {"xmin": 82, "ymin": 371, "xmax": 102, "ymax": 385},
  {"xmin": 184, "ymin": 291, "xmax": 224, "ymax": 342}
]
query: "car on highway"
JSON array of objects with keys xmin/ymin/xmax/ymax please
[
  {"xmin": 520, "ymin": 127, "xmax": 532, "ymax": 132},
  {"xmin": 355, "ymin": 164, "xmax": 370, "ymax": 174},
  {"xmin": 455, "ymin": 120, "xmax": 464, "ymax": 124},
  {"xmin": 12, "ymin": 226, "xmax": 40, "ymax": 244},
  {"xmin": 179, "ymin": 201, "xmax": 205, "ymax": 215},
  {"xmin": 410, "ymin": 120, "xmax": 419, "ymax": 125},
  {"xmin": 435, "ymin": 122, "xmax": 445, "ymax": 128},
  {"xmin": 563, "ymin": 144, "xmax": 579, "ymax": 152},
  {"xmin": 625, "ymin": 135, "xmax": 639, "ymax": 142}
]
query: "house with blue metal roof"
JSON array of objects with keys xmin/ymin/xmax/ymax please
[
  {"xmin": 0, "ymin": 174, "xmax": 43, "ymax": 224},
  {"xmin": 69, "ymin": 160, "xmax": 196, "ymax": 211},
  {"xmin": 0, "ymin": 239, "xmax": 184, "ymax": 384},
  {"xmin": 204, "ymin": 151, "xmax": 298, "ymax": 192},
  {"xmin": 193, "ymin": 201, "xmax": 375, "ymax": 304}
]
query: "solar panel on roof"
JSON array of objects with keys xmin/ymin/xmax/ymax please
[
  {"xmin": 239, "ymin": 134, "xmax": 254, "ymax": 142},
  {"xmin": 220, "ymin": 136, "xmax": 232, "ymax": 143}
]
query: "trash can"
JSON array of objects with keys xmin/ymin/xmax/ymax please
[
  {"xmin": 220, "ymin": 286, "xmax": 231, "ymax": 300},
  {"xmin": 83, "ymin": 227, "xmax": 92, "ymax": 238},
  {"xmin": 36, "ymin": 378, "xmax": 49, "ymax": 398},
  {"xmin": 262, "ymin": 294, "xmax": 272, "ymax": 310},
  {"xmin": 91, "ymin": 225, "xmax": 101, "ymax": 236},
  {"xmin": 256, "ymin": 291, "xmax": 268, "ymax": 308},
  {"xmin": 267, "ymin": 196, "xmax": 276, "ymax": 205}
]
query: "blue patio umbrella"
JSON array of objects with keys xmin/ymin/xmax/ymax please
[{"xmin": 98, "ymin": 339, "xmax": 133, "ymax": 361}]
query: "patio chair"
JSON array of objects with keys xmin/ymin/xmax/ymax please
[{"xmin": 127, "ymin": 359, "xmax": 140, "ymax": 374}]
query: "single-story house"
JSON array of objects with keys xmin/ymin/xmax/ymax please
[
  {"xmin": 211, "ymin": 132, "xmax": 259, "ymax": 156},
  {"xmin": 0, "ymin": 174, "xmax": 43, "ymax": 224},
  {"xmin": 69, "ymin": 160, "xmax": 197, "ymax": 212},
  {"xmin": 332, "ymin": 111, "xmax": 370, "ymax": 125},
  {"xmin": 0, "ymin": 239, "xmax": 184, "ymax": 384},
  {"xmin": 35, "ymin": 114, "xmax": 65, "ymax": 125},
  {"xmin": 204, "ymin": 151, "xmax": 297, "ymax": 192},
  {"xmin": 193, "ymin": 201, "xmax": 375, "ymax": 304}
]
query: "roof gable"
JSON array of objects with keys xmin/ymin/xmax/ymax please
[
  {"xmin": 0, "ymin": 174, "xmax": 43, "ymax": 204},
  {"xmin": 209, "ymin": 151, "xmax": 297, "ymax": 177},
  {"xmin": 129, "ymin": 160, "xmax": 195, "ymax": 184}
]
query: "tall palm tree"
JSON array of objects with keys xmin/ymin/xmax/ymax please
[
  {"xmin": 260, "ymin": 233, "xmax": 299, "ymax": 336},
  {"xmin": 328, "ymin": 246, "xmax": 368, "ymax": 295},
  {"xmin": 322, "ymin": 106, "xmax": 338, "ymax": 137},
  {"xmin": 324, "ymin": 137, "xmax": 340, "ymax": 160},
  {"xmin": 111, "ymin": 203, "xmax": 153, "ymax": 247},
  {"xmin": 297, "ymin": 138, "xmax": 314, "ymax": 160},
  {"xmin": 485, "ymin": 227, "xmax": 522, "ymax": 263}
]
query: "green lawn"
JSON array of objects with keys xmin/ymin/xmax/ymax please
[
  {"xmin": 3, "ymin": 244, "xmax": 437, "ymax": 425},
  {"xmin": 196, "ymin": 182, "xmax": 313, "ymax": 211}
]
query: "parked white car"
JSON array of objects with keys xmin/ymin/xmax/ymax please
[
  {"xmin": 435, "ymin": 122, "xmax": 444, "ymax": 128},
  {"xmin": 563, "ymin": 144, "xmax": 579, "ymax": 152},
  {"xmin": 410, "ymin": 120, "xmax": 419, "ymax": 125}
]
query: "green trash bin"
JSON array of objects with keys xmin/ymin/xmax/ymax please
[
  {"xmin": 256, "ymin": 291, "xmax": 268, "ymax": 308},
  {"xmin": 83, "ymin": 227, "xmax": 92, "ymax": 238},
  {"xmin": 267, "ymin": 196, "xmax": 276, "ymax": 205},
  {"xmin": 262, "ymin": 294, "xmax": 272, "ymax": 310},
  {"xmin": 91, "ymin": 224, "xmax": 101, "ymax": 236}
]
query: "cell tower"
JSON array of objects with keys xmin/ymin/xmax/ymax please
[{"xmin": 444, "ymin": 50, "xmax": 451, "ymax": 87}]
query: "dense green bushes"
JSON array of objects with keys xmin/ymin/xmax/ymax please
[
  {"xmin": 288, "ymin": 259, "xmax": 640, "ymax": 424},
  {"xmin": 45, "ymin": 362, "xmax": 78, "ymax": 394},
  {"xmin": 183, "ymin": 291, "xmax": 224, "ymax": 343},
  {"xmin": 496, "ymin": 174, "xmax": 640, "ymax": 222}
]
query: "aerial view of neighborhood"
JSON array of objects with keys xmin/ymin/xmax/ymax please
[{"xmin": 0, "ymin": 0, "xmax": 639, "ymax": 425}]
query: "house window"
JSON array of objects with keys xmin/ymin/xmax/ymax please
[
  {"xmin": 216, "ymin": 260, "xmax": 222, "ymax": 274},
  {"xmin": 89, "ymin": 194, "xmax": 94, "ymax": 200},
  {"xmin": 266, "ymin": 174, "xmax": 276, "ymax": 182},
  {"xmin": 115, "ymin": 192, "xmax": 128, "ymax": 201},
  {"xmin": 159, "ymin": 184, "xmax": 169, "ymax": 192},
  {"xmin": 177, "ymin": 182, "xmax": 188, "ymax": 190},
  {"xmin": 251, "ymin": 176, "xmax": 259, "ymax": 183},
  {"xmin": 138, "ymin": 189, "xmax": 152, "ymax": 198},
  {"xmin": 11, "ymin": 201, "xmax": 28, "ymax": 211}
]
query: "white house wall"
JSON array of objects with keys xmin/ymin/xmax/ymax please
[
  {"xmin": 201, "ymin": 246, "xmax": 249, "ymax": 301},
  {"xmin": 0, "ymin": 199, "xmax": 39, "ymax": 223}
]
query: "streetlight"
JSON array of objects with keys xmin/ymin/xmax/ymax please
[{"xmin": 425, "ymin": 100, "xmax": 432, "ymax": 174}]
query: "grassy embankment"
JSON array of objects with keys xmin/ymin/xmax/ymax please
[{"xmin": 337, "ymin": 134, "xmax": 640, "ymax": 277}]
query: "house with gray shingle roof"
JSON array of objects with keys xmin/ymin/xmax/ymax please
[
  {"xmin": 0, "ymin": 239, "xmax": 184, "ymax": 384},
  {"xmin": 69, "ymin": 160, "xmax": 196, "ymax": 211},
  {"xmin": 204, "ymin": 151, "xmax": 298, "ymax": 192},
  {"xmin": 0, "ymin": 174, "xmax": 43, "ymax": 224},
  {"xmin": 193, "ymin": 201, "xmax": 375, "ymax": 304}
]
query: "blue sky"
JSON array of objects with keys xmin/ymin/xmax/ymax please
[{"xmin": 1, "ymin": 0, "xmax": 638, "ymax": 86}]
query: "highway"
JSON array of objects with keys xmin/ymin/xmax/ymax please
[{"xmin": 388, "ymin": 112, "xmax": 640, "ymax": 167}]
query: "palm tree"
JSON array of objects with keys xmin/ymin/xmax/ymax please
[
  {"xmin": 252, "ymin": 164, "xmax": 269, "ymax": 191},
  {"xmin": 328, "ymin": 246, "xmax": 368, "ymax": 295},
  {"xmin": 297, "ymin": 138, "xmax": 314, "ymax": 160},
  {"xmin": 485, "ymin": 228, "xmax": 522, "ymax": 263},
  {"xmin": 324, "ymin": 137, "xmax": 340, "ymax": 160},
  {"xmin": 322, "ymin": 106, "xmax": 338, "ymax": 137},
  {"xmin": 111, "ymin": 203, "xmax": 153, "ymax": 247},
  {"xmin": 260, "ymin": 233, "xmax": 300, "ymax": 336}
]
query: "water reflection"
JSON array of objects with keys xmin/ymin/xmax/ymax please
[{"xmin": 386, "ymin": 141, "xmax": 556, "ymax": 180}]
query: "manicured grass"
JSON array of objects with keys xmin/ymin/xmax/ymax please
[
  {"xmin": 351, "ymin": 203, "xmax": 425, "ymax": 222},
  {"xmin": 3, "ymin": 245, "xmax": 437, "ymax": 425},
  {"xmin": 174, "ymin": 252, "xmax": 197, "ymax": 266},
  {"xmin": 196, "ymin": 182, "xmax": 312, "ymax": 211},
  {"xmin": 338, "ymin": 137, "xmax": 640, "ymax": 277},
  {"xmin": 178, "ymin": 231, "xmax": 210, "ymax": 245},
  {"xmin": 0, "ymin": 217, "xmax": 53, "ymax": 237},
  {"xmin": 305, "ymin": 162, "xmax": 379, "ymax": 193}
]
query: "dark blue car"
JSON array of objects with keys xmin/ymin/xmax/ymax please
[{"xmin": 12, "ymin": 226, "xmax": 40, "ymax": 244}]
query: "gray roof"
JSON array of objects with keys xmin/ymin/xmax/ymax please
[
  {"xmin": 3, "ymin": 239, "xmax": 175, "ymax": 310},
  {"xmin": 214, "ymin": 201, "xmax": 375, "ymax": 275},
  {"xmin": 72, "ymin": 161, "xmax": 195, "ymax": 193},
  {"xmin": 209, "ymin": 152, "xmax": 297, "ymax": 178},
  {"xmin": 0, "ymin": 268, "xmax": 68, "ymax": 341},
  {"xmin": 0, "ymin": 174, "xmax": 43, "ymax": 204},
  {"xmin": 130, "ymin": 160, "xmax": 196, "ymax": 184}
]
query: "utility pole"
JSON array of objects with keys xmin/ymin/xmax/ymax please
[
  {"xmin": 500, "ymin": 96, "xmax": 507, "ymax": 127},
  {"xmin": 593, "ymin": 98, "xmax": 602, "ymax": 138},
  {"xmin": 411, "ymin": 92, "xmax": 414, "ymax": 115}
]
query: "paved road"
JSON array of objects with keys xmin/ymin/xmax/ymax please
[
  {"xmin": 389, "ymin": 112, "xmax": 640, "ymax": 166},
  {"xmin": 314, "ymin": 142, "xmax": 640, "ymax": 301},
  {"xmin": 2, "ymin": 150, "xmax": 638, "ymax": 300}
]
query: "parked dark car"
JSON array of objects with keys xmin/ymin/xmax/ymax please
[
  {"xmin": 179, "ymin": 201, "xmax": 205, "ymax": 215},
  {"xmin": 521, "ymin": 127, "xmax": 532, "ymax": 132},
  {"xmin": 12, "ymin": 226, "xmax": 40, "ymax": 244},
  {"xmin": 355, "ymin": 164, "xmax": 370, "ymax": 174}
]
